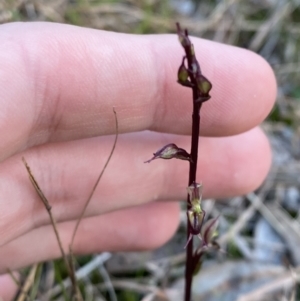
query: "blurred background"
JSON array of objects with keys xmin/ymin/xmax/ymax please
[{"xmin": 2, "ymin": 0, "xmax": 300, "ymax": 300}]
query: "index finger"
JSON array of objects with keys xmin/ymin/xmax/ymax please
[{"xmin": 0, "ymin": 22, "xmax": 276, "ymax": 160}]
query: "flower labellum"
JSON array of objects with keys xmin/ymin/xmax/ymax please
[{"xmin": 184, "ymin": 182, "xmax": 206, "ymax": 248}]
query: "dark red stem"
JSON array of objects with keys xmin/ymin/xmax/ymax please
[
  {"xmin": 185, "ymin": 83, "xmax": 202, "ymax": 301},
  {"xmin": 176, "ymin": 23, "xmax": 211, "ymax": 301}
]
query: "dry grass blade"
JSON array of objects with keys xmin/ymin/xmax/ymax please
[
  {"xmin": 218, "ymin": 173, "xmax": 276, "ymax": 246},
  {"xmin": 33, "ymin": 101, "xmax": 118, "ymax": 299},
  {"xmin": 22, "ymin": 157, "xmax": 83, "ymax": 301},
  {"xmin": 140, "ymin": 292, "xmax": 157, "ymax": 301},
  {"xmin": 98, "ymin": 279, "xmax": 168, "ymax": 299},
  {"xmin": 98, "ymin": 262, "xmax": 117, "ymax": 301},
  {"xmin": 22, "ymin": 158, "xmax": 68, "ymax": 264},
  {"xmin": 249, "ymin": 2, "xmax": 293, "ymax": 51},
  {"xmin": 70, "ymin": 108, "xmax": 119, "ymax": 249},
  {"xmin": 16, "ymin": 263, "xmax": 38, "ymax": 301},
  {"xmin": 29, "ymin": 263, "xmax": 43, "ymax": 300},
  {"xmin": 44, "ymin": 253, "xmax": 111, "ymax": 299},
  {"xmin": 237, "ymin": 265, "xmax": 300, "ymax": 301},
  {"xmin": 7, "ymin": 268, "xmax": 21, "ymax": 287},
  {"xmin": 265, "ymin": 203, "xmax": 300, "ymax": 265}
]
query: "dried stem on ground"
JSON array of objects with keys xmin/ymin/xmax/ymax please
[
  {"xmin": 15, "ymin": 264, "xmax": 38, "ymax": 301},
  {"xmin": 70, "ymin": 108, "xmax": 118, "ymax": 249},
  {"xmin": 22, "ymin": 109, "xmax": 118, "ymax": 300},
  {"xmin": 22, "ymin": 158, "xmax": 83, "ymax": 301}
]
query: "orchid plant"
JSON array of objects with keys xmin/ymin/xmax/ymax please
[{"xmin": 145, "ymin": 23, "xmax": 219, "ymax": 301}]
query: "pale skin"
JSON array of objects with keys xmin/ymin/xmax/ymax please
[{"xmin": 0, "ymin": 22, "xmax": 276, "ymax": 300}]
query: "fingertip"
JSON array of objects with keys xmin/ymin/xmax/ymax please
[
  {"xmin": 138, "ymin": 201, "xmax": 181, "ymax": 249},
  {"xmin": 234, "ymin": 126, "xmax": 272, "ymax": 194},
  {"xmin": 0, "ymin": 273, "xmax": 18, "ymax": 301},
  {"xmin": 245, "ymin": 49, "xmax": 277, "ymax": 121},
  {"xmin": 0, "ymin": 23, "xmax": 277, "ymax": 162},
  {"xmin": 202, "ymin": 44, "xmax": 277, "ymax": 136},
  {"xmin": 202, "ymin": 126, "xmax": 272, "ymax": 197},
  {"xmin": 72, "ymin": 201, "xmax": 181, "ymax": 252}
]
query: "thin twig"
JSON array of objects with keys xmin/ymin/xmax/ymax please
[
  {"xmin": 7, "ymin": 268, "xmax": 21, "ymax": 287},
  {"xmin": 22, "ymin": 158, "xmax": 83, "ymax": 301},
  {"xmin": 97, "ymin": 280, "xmax": 168, "ymax": 299},
  {"xmin": 70, "ymin": 108, "xmax": 119, "ymax": 248},
  {"xmin": 43, "ymin": 253, "xmax": 111, "ymax": 299},
  {"xmin": 22, "ymin": 158, "xmax": 67, "ymax": 261},
  {"xmin": 237, "ymin": 265, "xmax": 300, "ymax": 301},
  {"xmin": 98, "ymin": 260, "xmax": 118, "ymax": 301}
]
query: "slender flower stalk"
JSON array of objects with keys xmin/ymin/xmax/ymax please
[
  {"xmin": 176, "ymin": 23, "xmax": 212, "ymax": 301},
  {"xmin": 145, "ymin": 23, "xmax": 218, "ymax": 301}
]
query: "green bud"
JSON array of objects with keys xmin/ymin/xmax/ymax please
[
  {"xmin": 177, "ymin": 58, "xmax": 189, "ymax": 84},
  {"xmin": 196, "ymin": 74, "xmax": 212, "ymax": 95}
]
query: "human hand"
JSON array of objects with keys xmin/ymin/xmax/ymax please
[{"xmin": 0, "ymin": 22, "xmax": 276, "ymax": 300}]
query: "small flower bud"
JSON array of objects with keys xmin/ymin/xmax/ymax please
[
  {"xmin": 196, "ymin": 74, "xmax": 212, "ymax": 102},
  {"xmin": 197, "ymin": 75, "xmax": 212, "ymax": 94},
  {"xmin": 177, "ymin": 57, "xmax": 190, "ymax": 85},
  {"xmin": 144, "ymin": 143, "xmax": 192, "ymax": 163}
]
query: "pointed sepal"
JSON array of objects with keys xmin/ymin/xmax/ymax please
[
  {"xmin": 144, "ymin": 143, "xmax": 192, "ymax": 163},
  {"xmin": 201, "ymin": 216, "xmax": 219, "ymax": 246},
  {"xmin": 187, "ymin": 182, "xmax": 203, "ymax": 205}
]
